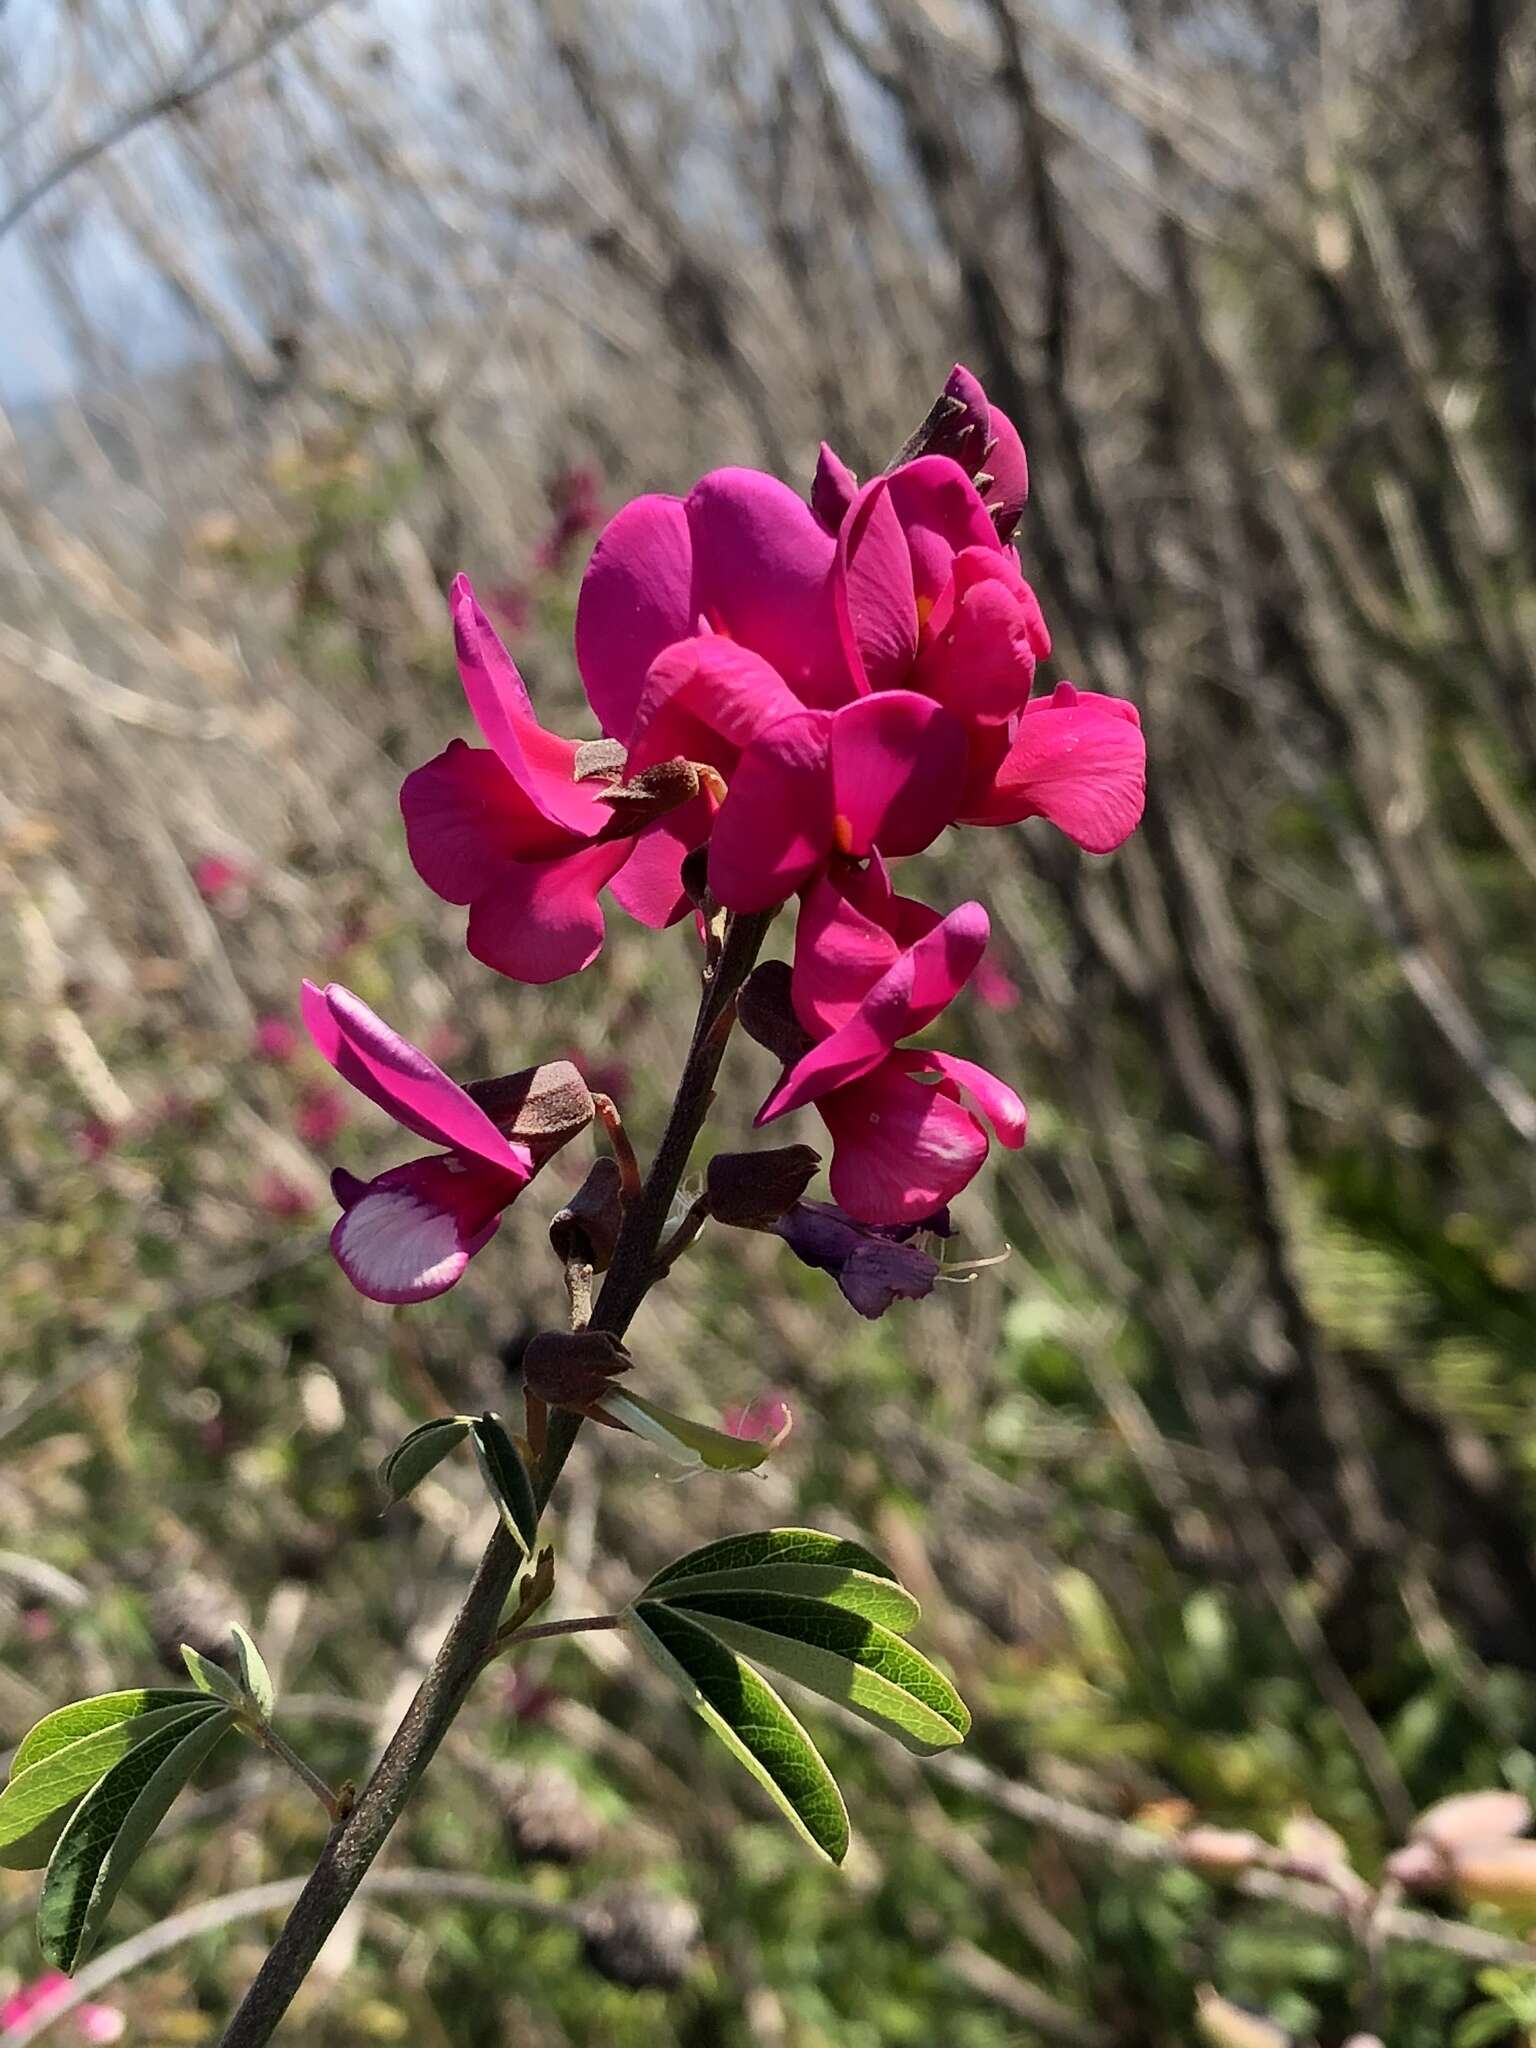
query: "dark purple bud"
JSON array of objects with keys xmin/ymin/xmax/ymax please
[
  {"xmin": 549, "ymin": 1155, "xmax": 624, "ymax": 1271},
  {"xmin": 774, "ymin": 1199, "xmax": 942, "ymax": 1319},
  {"xmin": 810, "ymin": 441, "xmax": 858, "ymax": 533},
  {"xmin": 737, "ymin": 960, "xmax": 814, "ymax": 1064},
  {"xmin": 889, "ymin": 363, "xmax": 990, "ymax": 477},
  {"xmin": 523, "ymin": 1328, "xmax": 632, "ymax": 1408},
  {"xmin": 706, "ymin": 1145, "xmax": 821, "ymax": 1230},
  {"xmin": 467, "ymin": 1061, "xmax": 593, "ymax": 1162}
]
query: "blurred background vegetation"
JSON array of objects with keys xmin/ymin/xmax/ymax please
[{"xmin": 3, "ymin": 1, "xmax": 1536, "ymax": 2041}]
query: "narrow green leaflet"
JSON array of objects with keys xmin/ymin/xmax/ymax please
[
  {"xmin": 379, "ymin": 1416, "xmax": 473, "ymax": 1504},
  {"xmin": 181, "ymin": 1646, "xmax": 244, "ymax": 1708},
  {"xmin": 230, "ymin": 1625, "xmax": 275, "ymax": 1720},
  {"xmin": 647, "ymin": 1564, "xmax": 919, "ymax": 1633},
  {"xmin": 39, "ymin": 1703, "xmax": 233, "ymax": 1974},
  {"xmin": 665, "ymin": 1590, "xmax": 969, "ymax": 1754},
  {"xmin": 11, "ymin": 1691, "xmax": 204, "ymax": 1779},
  {"xmin": 645, "ymin": 1528, "xmax": 901, "ymax": 1594},
  {"xmin": 469, "ymin": 1414, "xmax": 540, "ymax": 1555},
  {"xmin": 628, "ymin": 1602, "xmax": 849, "ymax": 1863},
  {"xmin": 0, "ymin": 1702, "xmax": 220, "ymax": 1862},
  {"xmin": 0, "ymin": 1806, "xmax": 73, "ymax": 1875},
  {"xmin": 599, "ymin": 1390, "xmax": 776, "ymax": 1472}
]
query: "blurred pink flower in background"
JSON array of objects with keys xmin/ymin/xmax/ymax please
[
  {"xmin": 254, "ymin": 1014, "xmax": 301, "ymax": 1062},
  {"xmin": 533, "ymin": 464, "xmax": 604, "ymax": 572},
  {"xmin": 295, "ymin": 1083, "xmax": 350, "ymax": 1148},
  {"xmin": 973, "ymin": 950, "xmax": 1020, "ymax": 1012},
  {"xmin": 254, "ymin": 1171, "xmax": 315, "ymax": 1219},
  {"xmin": 1, "ymin": 1972, "xmax": 125, "ymax": 2042},
  {"xmin": 722, "ymin": 1393, "xmax": 792, "ymax": 1443},
  {"xmin": 18, "ymin": 1606, "xmax": 55, "ymax": 1644},
  {"xmin": 74, "ymin": 1117, "xmax": 120, "ymax": 1162},
  {"xmin": 193, "ymin": 853, "xmax": 245, "ymax": 905}
]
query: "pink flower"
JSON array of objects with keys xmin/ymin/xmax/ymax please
[
  {"xmin": 401, "ymin": 577, "xmax": 705, "ymax": 983},
  {"xmin": 973, "ymin": 950, "xmax": 1020, "ymax": 1013},
  {"xmin": 753, "ymin": 863, "xmax": 1026, "ymax": 1225},
  {"xmin": 74, "ymin": 1117, "xmax": 120, "ymax": 1162},
  {"xmin": 255, "ymin": 1171, "xmax": 315, "ymax": 1219},
  {"xmin": 254, "ymin": 1014, "xmax": 300, "ymax": 1062},
  {"xmin": 295, "ymin": 1082, "xmax": 350, "ymax": 1148},
  {"xmin": 722, "ymin": 1393, "xmax": 792, "ymax": 1442},
  {"xmin": 1, "ymin": 1972, "xmax": 124, "ymax": 2043},
  {"xmin": 533, "ymin": 464, "xmax": 604, "ymax": 571},
  {"xmin": 193, "ymin": 853, "xmax": 245, "ymax": 904},
  {"xmin": 302, "ymin": 980, "xmax": 539, "ymax": 1303}
]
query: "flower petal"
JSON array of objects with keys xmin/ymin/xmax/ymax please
[
  {"xmin": 628, "ymin": 635, "xmax": 804, "ymax": 773},
  {"xmin": 979, "ymin": 404, "xmax": 1029, "ymax": 540},
  {"xmin": 791, "ymin": 867, "xmax": 941, "ymax": 1035},
  {"xmin": 450, "ymin": 578, "xmax": 606, "ymax": 834},
  {"xmin": 834, "ymin": 477, "xmax": 918, "ymax": 692},
  {"xmin": 575, "ymin": 493, "xmax": 694, "ymax": 740},
  {"xmin": 707, "ymin": 709, "xmax": 835, "ymax": 912},
  {"xmin": 466, "ymin": 839, "xmax": 632, "ymax": 984},
  {"xmin": 885, "ymin": 455, "xmax": 1001, "ymax": 602},
  {"xmin": 916, "ymin": 551, "xmax": 1047, "ymax": 723},
  {"xmin": 829, "ymin": 691, "xmax": 966, "ymax": 858},
  {"xmin": 912, "ymin": 1050, "xmax": 1028, "ymax": 1148},
  {"xmin": 685, "ymin": 468, "xmax": 851, "ymax": 708},
  {"xmin": 811, "ymin": 441, "xmax": 858, "ymax": 533},
  {"xmin": 609, "ymin": 793, "xmax": 714, "ymax": 929},
  {"xmin": 401, "ymin": 740, "xmax": 573, "ymax": 904},
  {"xmin": 820, "ymin": 1059, "xmax": 990, "ymax": 1226},
  {"xmin": 302, "ymin": 981, "xmax": 531, "ymax": 1173},
  {"xmin": 761, "ymin": 899, "xmax": 990, "ymax": 1119},
  {"xmin": 964, "ymin": 681, "xmax": 1146, "ymax": 852},
  {"xmin": 330, "ymin": 1155, "xmax": 518, "ymax": 1304}
]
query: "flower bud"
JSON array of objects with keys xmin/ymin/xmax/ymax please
[
  {"xmin": 706, "ymin": 1145, "xmax": 821, "ymax": 1230},
  {"xmin": 1449, "ymin": 1838, "xmax": 1536, "ymax": 1917},
  {"xmin": 1181, "ymin": 1826, "xmax": 1266, "ymax": 1879},
  {"xmin": 549, "ymin": 1156, "xmax": 624, "ymax": 1272},
  {"xmin": 468, "ymin": 1061, "xmax": 593, "ymax": 1162},
  {"xmin": 579, "ymin": 1886, "xmax": 700, "ymax": 1991},
  {"xmin": 523, "ymin": 1329, "xmax": 632, "ymax": 1409},
  {"xmin": 810, "ymin": 442, "xmax": 858, "ymax": 533},
  {"xmin": 738, "ymin": 960, "xmax": 813, "ymax": 1064},
  {"xmin": 1194, "ymin": 1988, "xmax": 1298, "ymax": 2048},
  {"xmin": 1412, "ymin": 1789, "xmax": 1533, "ymax": 1854}
]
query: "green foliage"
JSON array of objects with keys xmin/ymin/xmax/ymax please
[
  {"xmin": 468, "ymin": 1414, "xmax": 540, "ymax": 1555},
  {"xmin": 379, "ymin": 1417, "xmax": 476, "ymax": 1504}
]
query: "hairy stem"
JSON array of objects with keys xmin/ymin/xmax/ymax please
[
  {"xmin": 249, "ymin": 1722, "xmax": 345, "ymax": 1822},
  {"xmin": 218, "ymin": 908, "xmax": 771, "ymax": 2045}
]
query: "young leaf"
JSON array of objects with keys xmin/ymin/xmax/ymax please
[
  {"xmin": 645, "ymin": 1563, "xmax": 919, "ymax": 1634},
  {"xmin": 599, "ymin": 1390, "xmax": 777, "ymax": 1472},
  {"xmin": 230, "ymin": 1625, "xmax": 275, "ymax": 1721},
  {"xmin": 379, "ymin": 1417, "xmax": 473, "ymax": 1504},
  {"xmin": 181, "ymin": 1645, "xmax": 244, "ymax": 1708},
  {"xmin": 469, "ymin": 1414, "xmax": 540, "ymax": 1555},
  {"xmin": 664, "ymin": 1589, "xmax": 969, "ymax": 1754},
  {"xmin": 0, "ymin": 1702, "xmax": 219, "ymax": 1865},
  {"xmin": 644, "ymin": 1528, "xmax": 901, "ymax": 1594},
  {"xmin": 10, "ymin": 1691, "xmax": 205, "ymax": 1779},
  {"xmin": 38, "ymin": 1703, "xmax": 233, "ymax": 1973},
  {"xmin": 627, "ymin": 1601, "xmax": 848, "ymax": 1863}
]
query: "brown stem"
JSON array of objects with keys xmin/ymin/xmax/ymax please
[{"xmin": 217, "ymin": 909, "xmax": 772, "ymax": 2046}]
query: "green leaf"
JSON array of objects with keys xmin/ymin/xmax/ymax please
[
  {"xmin": 38, "ymin": 1704, "xmax": 233, "ymax": 1972},
  {"xmin": 645, "ymin": 1528, "xmax": 901, "ymax": 1595},
  {"xmin": 230, "ymin": 1625, "xmax": 275, "ymax": 1721},
  {"xmin": 10, "ymin": 1691, "xmax": 208, "ymax": 1779},
  {"xmin": 0, "ymin": 1805, "xmax": 74, "ymax": 1874},
  {"xmin": 647, "ymin": 1563, "xmax": 920, "ymax": 1633},
  {"xmin": 469, "ymin": 1414, "xmax": 540, "ymax": 1556},
  {"xmin": 628, "ymin": 1602, "xmax": 848, "ymax": 1863},
  {"xmin": 600, "ymin": 1390, "xmax": 775, "ymax": 1472},
  {"xmin": 379, "ymin": 1416, "xmax": 473, "ymax": 1504},
  {"xmin": 0, "ymin": 1702, "xmax": 221, "ymax": 1861},
  {"xmin": 181, "ymin": 1645, "xmax": 244, "ymax": 1708},
  {"xmin": 666, "ymin": 1590, "xmax": 969, "ymax": 1753}
]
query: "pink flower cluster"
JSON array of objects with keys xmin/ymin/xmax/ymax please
[
  {"xmin": 304, "ymin": 367, "xmax": 1145, "ymax": 1305},
  {"xmin": 1, "ymin": 1972, "xmax": 123, "ymax": 2042}
]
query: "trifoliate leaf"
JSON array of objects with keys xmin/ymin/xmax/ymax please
[
  {"xmin": 469, "ymin": 1414, "xmax": 540, "ymax": 1555},
  {"xmin": 379, "ymin": 1417, "xmax": 474, "ymax": 1504}
]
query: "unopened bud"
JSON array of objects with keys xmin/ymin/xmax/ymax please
[
  {"xmin": 738, "ymin": 961, "xmax": 813, "ymax": 1064},
  {"xmin": 468, "ymin": 1061, "xmax": 593, "ymax": 1161},
  {"xmin": 706, "ymin": 1146, "xmax": 821, "ymax": 1230},
  {"xmin": 1449, "ymin": 1838, "xmax": 1536, "ymax": 1917},
  {"xmin": 810, "ymin": 442, "xmax": 858, "ymax": 533},
  {"xmin": 523, "ymin": 1329, "xmax": 632, "ymax": 1408},
  {"xmin": 1180, "ymin": 1826, "xmax": 1265, "ymax": 1878},
  {"xmin": 579, "ymin": 1886, "xmax": 700, "ymax": 1991},
  {"xmin": 1412, "ymin": 1788, "xmax": 1532, "ymax": 1853},
  {"xmin": 549, "ymin": 1156, "xmax": 624, "ymax": 1272},
  {"xmin": 1194, "ymin": 1988, "xmax": 1298, "ymax": 2048}
]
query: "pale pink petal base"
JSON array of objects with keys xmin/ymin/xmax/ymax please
[{"xmin": 330, "ymin": 1155, "xmax": 517, "ymax": 1303}]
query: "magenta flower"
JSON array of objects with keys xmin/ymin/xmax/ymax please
[
  {"xmin": 722, "ymin": 1392, "xmax": 793, "ymax": 1442},
  {"xmin": 254, "ymin": 1014, "xmax": 300, "ymax": 1062},
  {"xmin": 302, "ymin": 981, "xmax": 537, "ymax": 1303},
  {"xmin": 254, "ymin": 1170, "xmax": 316, "ymax": 1219},
  {"xmin": 774, "ymin": 1200, "xmax": 946, "ymax": 1319},
  {"xmin": 295, "ymin": 1081, "xmax": 350, "ymax": 1148},
  {"xmin": 1, "ymin": 1972, "xmax": 124, "ymax": 2042},
  {"xmin": 973, "ymin": 950, "xmax": 1020, "ymax": 1013},
  {"xmin": 193, "ymin": 852, "xmax": 245, "ymax": 905},
  {"xmin": 753, "ymin": 864, "xmax": 1026, "ymax": 1224},
  {"xmin": 401, "ymin": 578, "xmax": 705, "ymax": 984}
]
